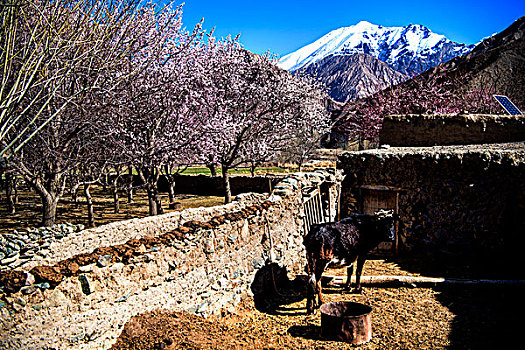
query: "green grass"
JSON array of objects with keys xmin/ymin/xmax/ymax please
[{"xmin": 180, "ymin": 166, "xmax": 287, "ymax": 175}]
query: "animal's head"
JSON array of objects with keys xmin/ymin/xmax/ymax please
[{"xmin": 374, "ymin": 209, "xmax": 397, "ymax": 241}]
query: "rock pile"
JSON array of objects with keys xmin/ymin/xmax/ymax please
[{"xmin": 0, "ymin": 223, "xmax": 85, "ymax": 271}]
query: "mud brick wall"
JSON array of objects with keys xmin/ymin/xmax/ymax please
[
  {"xmin": 0, "ymin": 170, "xmax": 341, "ymax": 350},
  {"xmin": 380, "ymin": 114, "xmax": 525, "ymax": 147},
  {"xmin": 338, "ymin": 142, "xmax": 525, "ymax": 261}
]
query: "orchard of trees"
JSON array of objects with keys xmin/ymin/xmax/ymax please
[{"xmin": 0, "ymin": 0, "xmax": 330, "ymax": 227}]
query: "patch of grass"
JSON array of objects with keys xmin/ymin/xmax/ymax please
[{"xmin": 180, "ymin": 166, "xmax": 288, "ymax": 175}]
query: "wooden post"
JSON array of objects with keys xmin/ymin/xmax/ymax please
[{"xmin": 394, "ymin": 191, "xmax": 400, "ymax": 255}]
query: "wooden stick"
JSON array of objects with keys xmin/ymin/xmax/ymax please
[{"xmin": 318, "ymin": 275, "xmax": 525, "ymax": 287}]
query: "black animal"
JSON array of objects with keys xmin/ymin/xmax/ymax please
[{"xmin": 303, "ymin": 210, "xmax": 396, "ymax": 314}]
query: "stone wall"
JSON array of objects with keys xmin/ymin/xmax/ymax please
[
  {"xmin": 380, "ymin": 114, "xmax": 525, "ymax": 147},
  {"xmin": 0, "ymin": 170, "xmax": 341, "ymax": 350},
  {"xmin": 338, "ymin": 142, "xmax": 525, "ymax": 263}
]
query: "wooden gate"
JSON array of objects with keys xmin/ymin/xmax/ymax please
[
  {"xmin": 303, "ymin": 186, "xmax": 326, "ymax": 235},
  {"xmin": 359, "ymin": 185, "xmax": 402, "ymax": 255}
]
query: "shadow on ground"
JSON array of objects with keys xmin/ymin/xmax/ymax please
[
  {"xmin": 287, "ymin": 324, "xmax": 322, "ymax": 341},
  {"xmin": 434, "ymin": 284, "xmax": 521, "ymax": 349},
  {"xmin": 250, "ymin": 262, "xmax": 309, "ymax": 316},
  {"xmin": 392, "ymin": 253, "xmax": 523, "ymax": 349}
]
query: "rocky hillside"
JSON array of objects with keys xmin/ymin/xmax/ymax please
[
  {"xmin": 298, "ymin": 53, "xmax": 408, "ymax": 102},
  {"xmin": 419, "ymin": 16, "xmax": 525, "ymax": 108}
]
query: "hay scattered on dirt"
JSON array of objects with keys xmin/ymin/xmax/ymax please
[{"xmin": 111, "ymin": 260, "xmax": 518, "ymax": 349}]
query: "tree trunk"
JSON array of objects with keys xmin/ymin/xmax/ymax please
[
  {"xmin": 146, "ymin": 185, "xmax": 158, "ymax": 216},
  {"xmin": 127, "ymin": 165, "xmax": 134, "ymax": 203},
  {"xmin": 102, "ymin": 172, "xmax": 108, "ymax": 191},
  {"xmin": 113, "ymin": 185, "xmax": 120, "ymax": 214},
  {"xmin": 222, "ymin": 166, "xmax": 232, "ymax": 204},
  {"xmin": 0, "ymin": 172, "xmax": 3, "ymax": 200},
  {"xmin": 207, "ymin": 163, "xmax": 218, "ymax": 177},
  {"xmin": 71, "ymin": 182, "xmax": 80, "ymax": 204},
  {"xmin": 41, "ymin": 192, "xmax": 58, "ymax": 227},
  {"xmin": 167, "ymin": 178, "xmax": 176, "ymax": 209},
  {"xmin": 5, "ymin": 172, "xmax": 15, "ymax": 214},
  {"xmin": 13, "ymin": 176, "xmax": 18, "ymax": 205},
  {"xmin": 84, "ymin": 183, "xmax": 95, "ymax": 228},
  {"xmin": 138, "ymin": 166, "xmax": 162, "ymax": 216},
  {"xmin": 155, "ymin": 189, "xmax": 163, "ymax": 215},
  {"xmin": 112, "ymin": 176, "xmax": 120, "ymax": 214}
]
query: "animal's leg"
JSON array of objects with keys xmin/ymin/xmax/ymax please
[
  {"xmin": 314, "ymin": 262, "xmax": 326, "ymax": 308},
  {"xmin": 345, "ymin": 263, "xmax": 354, "ymax": 290},
  {"xmin": 354, "ymin": 256, "xmax": 366, "ymax": 293},
  {"xmin": 306, "ymin": 272, "xmax": 316, "ymax": 314},
  {"xmin": 306, "ymin": 256, "xmax": 316, "ymax": 314}
]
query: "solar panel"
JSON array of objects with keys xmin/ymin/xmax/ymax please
[{"xmin": 493, "ymin": 95, "xmax": 523, "ymax": 115}]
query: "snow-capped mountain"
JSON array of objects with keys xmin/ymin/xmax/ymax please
[{"xmin": 278, "ymin": 21, "xmax": 474, "ymax": 75}]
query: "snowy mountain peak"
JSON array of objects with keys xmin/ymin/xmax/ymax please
[{"xmin": 278, "ymin": 21, "xmax": 474, "ymax": 75}]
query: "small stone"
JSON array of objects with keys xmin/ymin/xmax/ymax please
[
  {"xmin": 115, "ymin": 291, "xmax": 132, "ymax": 303},
  {"xmin": 46, "ymin": 289, "xmax": 68, "ymax": 308},
  {"xmin": 34, "ymin": 282, "xmax": 51, "ymax": 290},
  {"xmin": 11, "ymin": 301, "xmax": 24, "ymax": 313},
  {"xmin": 30, "ymin": 266, "xmax": 63, "ymax": 288},
  {"xmin": 79, "ymin": 264, "xmax": 94, "ymax": 273},
  {"xmin": 187, "ymin": 305, "xmax": 198, "ymax": 314},
  {"xmin": 14, "ymin": 296, "xmax": 26, "ymax": 307},
  {"xmin": 78, "ymin": 275, "xmax": 94, "ymax": 295},
  {"xmin": 97, "ymin": 254, "xmax": 113, "ymax": 268},
  {"xmin": 1, "ymin": 252, "xmax": 19, "ymax": 265},
  {"xmin": 196, "ymin": 301, "xmax": 209, "ymax": 314},
  {"xmin": 0, "ymin": 270, "xmax": 27, "ymax": 294},
  {"xmin": 109, "ymin": 263, "xmax": 125, "ymax": 272},
  {"xmin": 20, "ymin": 286, "xmax": 37, "ymax": 295}
]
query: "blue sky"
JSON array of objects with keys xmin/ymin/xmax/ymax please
[{"xmin": 179, "ymin": 0, "xmax": 524, "ymax": 57}]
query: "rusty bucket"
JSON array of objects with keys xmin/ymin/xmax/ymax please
[{"xmin": 320, "ymin": 301, "xmax": 372, "ymax": 345}]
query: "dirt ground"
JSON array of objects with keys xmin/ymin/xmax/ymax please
[
  {"xmin": 0, "ymin": 186, "xmax": 224, "ymax": 236},
  {"xmin": 111, "ymin": 259, "xmax": 519, "ymax": 350}
]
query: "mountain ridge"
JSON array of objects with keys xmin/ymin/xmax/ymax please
[{"xmin": 278, "ymin": 21, "xmax": 474, "ymax": 76}]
